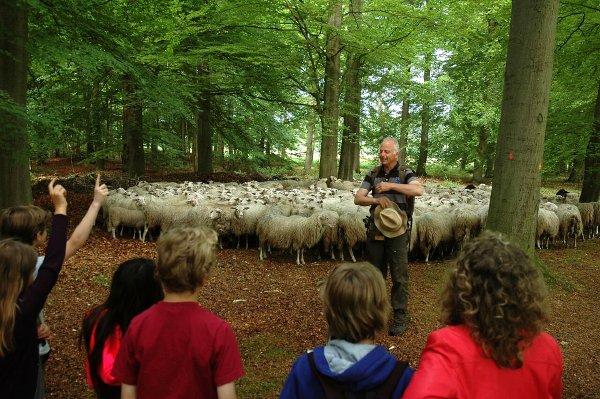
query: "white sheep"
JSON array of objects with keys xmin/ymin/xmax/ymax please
[
  {"xmin": 338, "ymin": 210, "xmax": 368, "ymax": 262},
  {"xmin": 231, "ymin": 203, "xmax": 267, "ymax": 249},
  {"xmin": 536, "ymin": 208, "xmax": 559, "ymax": 249},
  {"xmin": 576, "ymin": 203, "xmax": 595, "ymax": 239},
  {"xmin": 556, "ymin": 204, "xmax": 584, "ymax": 248},
  {"xmin": 417, "ymin": 211, "xmax": 454, "ymax": 262},
  {"xmin": 452, "ymin": 206, "xmax": 482, "ymax": 247},
  {"xmin": 107, "ymin": 206, "xmax": 147, "ymax": 241}
]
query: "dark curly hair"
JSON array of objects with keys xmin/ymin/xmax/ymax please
[{"xmin": 441, "ymin": 231, "xmax": 548, "ymax": 368}]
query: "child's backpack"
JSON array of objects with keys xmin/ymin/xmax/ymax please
[{"xmin": 307, "ymin": 351, "xmax": 409, "ymax": 399}]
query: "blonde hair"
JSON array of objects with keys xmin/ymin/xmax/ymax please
[
  {"xmin": 0, "ymin": 206, "xmax": 51, "ymax": 245},
  {"xmin": 441, "ymin": 232, "xmax": 547, "ymax": 368},
  {"xmin": 0, "ymin": 239, "xmax": 38, "ymax": 357},
  {"xmin": 156, "ymin": 227, "xmax": 218, "ymax": 293},
  {"xmin": 323, "ymin": 262, "xmax": 391, "ymax": 343}
]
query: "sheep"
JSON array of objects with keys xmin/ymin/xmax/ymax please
[
  {"xmin": 290, "ymin": 211, "xmax": 331, "ymax": 265},
  {"xmin": 556, "ymin": 204, "xmax": 584, "ymax": 248},
  {"xmin": 417, "ymin": 211, "xmax": 454, "ymax": 262},
  {"xmin": 107, "ymin": 206, "xmax": 147, "ymax": 241},
  {"xmin": 576, "ymin": 203, "xmax": 595, "ymax": 239},
  {"xmin": 338, "ymin": 211, "xmax": 367, "ymax": 262},
  {"xmin": 536, "ymin": 208, "xmax": 559, "ymax": 249},
  {"xmin": 318, "ymin": 209, "xmax": 342, "ymax": 260},
  {"xmin": 327, "ymin": 176, "xmax": 355, "ymax": 191},
  {"xmin": 231, "ymin": 203, "xmax": 267, "ymax": 249},
  {"xmin": 593, "ymin": 202, "xmax": 600, "ymax": 236},
  {"xmin": 452, "ymin": 206, "xmax": 482, "ymax": 247}
]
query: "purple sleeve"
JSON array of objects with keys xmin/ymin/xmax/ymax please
[{"xmin": 17, "ymin": 214, "xmax": 68, "ymax": 319}]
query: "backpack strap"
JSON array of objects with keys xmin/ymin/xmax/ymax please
[
  {"xmin": 307, "ymin": 351, "xmax": 345, "ymax": 399},
  {"xmin": 374, "ymin": 360, "xmax": 410, "ymax": 398}
]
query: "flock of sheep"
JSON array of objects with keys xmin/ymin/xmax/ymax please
[{"xmin": 101, "ymin": 177, "xmax": 600, "ymax": 265}]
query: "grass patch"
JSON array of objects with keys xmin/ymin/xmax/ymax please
[
  {"xmin": 92, "ymin": 273, "xmax": 111, "ymax": 288},
  {"xmin": 237, "ymin": 333, "xmax": 294, "ymax": 399}
]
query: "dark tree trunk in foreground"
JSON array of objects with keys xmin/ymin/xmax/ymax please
[
  {"xmin": 579, "ymin": 80, "xmax": 600, "ymax": 202},
  {"xmin": 319, "ymin": 1, "xmax": 342, "ymax": 178},
  {"xmin": 0, "ymin": 0, "xmax": 31, "ymax": 208},
  {"xmin": 122, "ymin": 74, "xmax": 145, "ymax": 177},
  {"xmin": 487, "ymin": 0, "xmax": 558, "ymax": 253},
  {"xmin": 416, "ymin": 64, "xmax": 430, "ymax": 176},
  {"xmin": 399, "ymin": 98, "xmax": 409, "ymax": 165},
  {"xmin": 304, "ymin": 112, "xmax": 315, "ymax": 173}
]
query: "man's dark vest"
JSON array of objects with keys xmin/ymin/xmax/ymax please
[{"xmin": 367, "ymin": 164, "xmax": 415, "ymax": 219}]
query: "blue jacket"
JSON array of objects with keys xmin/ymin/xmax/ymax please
[{"xmin": 280, "ymin": 345, "xmax": 414, "ymax": 399}]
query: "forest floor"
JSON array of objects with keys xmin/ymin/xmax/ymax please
[{"xmin": 29, "ymin": 162, "xmax": 599, "ymax": 399}]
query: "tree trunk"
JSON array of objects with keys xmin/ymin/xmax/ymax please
[
  {"xmin": 487, "ymin": 0, "xmax": 558, "ymax": 253},
  {"xmin": 565, "ymin": 156, "xmax": 580, "ymax": 182},
  {"xmin": 579, "ymin": 80, "xmax": 600, "ymax": 202},
  {"xmin": 416, "ymin": 64, "xmax": 430, "ymax": 176},
  {"xmin": 353, "ymin": 140, "xmax": 361, "ymax": 173},
  {"xmin": 0, "ymin": 0, "xmax": 31, "ymax": 208},
  {"xmin": 338, "ymin": 0, "xmax": 362, "ymax": 181},
  {"xmin": 304, "ymin": 112, "xmax": 315, "ymax": 173},
  {"xmin": 215, "ymin": 133, "xmax": 224, "ymax": 163},
  {"xmin": 473, "ymin": 126, "xmax": 488, "ymax": 183},
  {"xmin": 318, "ymin": 1, "xmax": 342, "ymax": 179},
  {"xmin": 122, "ymin": 74, "xmax": 145, "ymax": 177},
  {"xmin": 196, "ymin": 91, "xmax": 213, "ymax": 175},
  {"xmin": 485, "ymin": 142, "xmax": 495, "ymax": 178},
  {"xmin": 338, "ymin": 54, "xmax": 361, "ymax": 180},
  {"xmin": 399, "ymin": 97, "xmax": 410, "ymax": 165}
]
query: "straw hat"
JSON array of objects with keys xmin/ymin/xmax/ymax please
[{"xmin": 373, "ymin": 202, "xmax": 407, "ymax": 238}]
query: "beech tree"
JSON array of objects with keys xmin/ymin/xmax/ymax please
[{"xmin": 487, "ymin": 0, "xmax": 559, "ymax": 252}]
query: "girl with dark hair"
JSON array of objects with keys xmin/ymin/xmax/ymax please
[
  {"xmin": 403, "ymin": 232, "xmax": 563, "ymax": 399},
  {"xmin": 81, "ymin": 258, "xmax": 163, "ymax": 399}
]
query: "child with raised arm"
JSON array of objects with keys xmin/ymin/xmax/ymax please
[
  {"xmin": 280, "ymin": 262, "xmax": 414, "ymax": 399},
  {"xmin": 113, "ymin": 227, "xmax": 244, "ymax": 399},
  {"xmin": 0, "ymin": 179, "xmax": 68, "ymax": 399},
  {"xmin": 0, "ymin": 174, "xmax": 108, "ymax": 398}
]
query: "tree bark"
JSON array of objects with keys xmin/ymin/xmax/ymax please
[
  {"xmin": 338, "ymin": 0, "xmax": 362, "ymax": 181},
  {"xmin": 196, "ymin": 91, "xmax": 213, "ymax": 175},
  {"xmin": 318, "ymin": 1, "xmax": 342, "ymax": 179},
  {"xmin": 338, "ymin": 53, "xmax": 361, "ymax": 180},
  {"xmin": 487, "ymin": 0, "xmax": 559, "ymax": 252},
  {"xmin": 485, "ymin": 142, "xmax": 495, "ymax": 178},
  {"xmin": 304, "ymin": 112, "xmax": 316, "ymax": 173},
  {"xmin": 122, "ymin": 74, "xmax": 145, "ymax": 177},
  {"xmin": 0, "ymin": 0, "xmax": 31, "ymax": 208},
  {"xmin": 579, "ymin": 80, "xmax": 600, "ymax": 202},
  {"xmin": 473, "ymin": 126, "xmax": 488, "ymax": 183},
  {"xmin": 416, "ymin": 64, "xmax": 430, "ymax": 176},
  {"xmin": 399, "ymin": 97, "xmax": 410, "ymax": 165}
]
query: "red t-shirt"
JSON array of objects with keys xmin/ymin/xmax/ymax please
[
  {"xmin": 403, "ymin": 325, "xmax": 563, "ymax": 399},
  {"xmin": 112, "ymin": 301, "xmax": 244, "ymax": 399}
]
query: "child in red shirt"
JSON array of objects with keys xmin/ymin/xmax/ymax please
[
  {"xmin": 113, "ymin": 227, "xmax": 244, "ymax": 399},
  {"xmin": 403, "ymin": 232, "xmax": 563, "ymax": 399}
]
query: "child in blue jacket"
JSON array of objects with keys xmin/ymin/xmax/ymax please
[{"xmin": 280, "ymin": 262, "xmax": 414, "ymax": 399}]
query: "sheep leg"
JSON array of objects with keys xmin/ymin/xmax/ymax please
[
  {"xmin": 111, "ymin": 228, "xmax": 116, "ymax": 239},
  {"xmin": 425, "ymin": 250, "xmax": 430, "ymax": 263},
  {"xmin": 330, "ymin": 247, "xmax": 336, "ymax": 260},
  {"xmin": 301, "ymin": 248, "xmax": 306, "ymax": 265},
  {"xmin": 142, "ymin": 226, "xmax": 148, "ymax": 242},
  {"xmin": 237, "ymin": 237, "xmax": 241, "ymax": 249},
  {"xmin": 219, "ymin": 237, "xmax": 223, "ymax": 250},
  {"xmin": 120, "ymin": 226, "xmax": 124, "ymax": 236},
  {"xmin": 245, "ymin": 236, "xmax": 249, "ymax": 250},
  {"xmin": 339, "ymin": 246, "xmax": 345, "ymax": 261},
  {"xmin": 296, "ymin": 249, "xmax": 301, "ymax": 265},
  {"xmin": 350, "ymin": 247, "xmax": 356, "ymax": 263}
]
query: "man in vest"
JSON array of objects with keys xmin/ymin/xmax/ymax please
[{"xmin": 354, "ymin": 137, "xmax": 423, "ymax": 336}]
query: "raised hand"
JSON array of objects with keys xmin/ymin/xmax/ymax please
[
  {"xmin": 48, "ymin": 178, "xmax": 67, "ymax": 215},
  {"xmin": 93, "ymin": 174, "xmax": 109, "ymax": 206}
]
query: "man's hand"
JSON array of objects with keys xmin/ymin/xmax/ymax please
[
  {"xmin": 377, "ymin": 196, "xmax": 393, "ymax": 209},
  {"xmin": 37, "ymin": 323, "xmax": 51, "ymax": 340},
  {"xmin": 375, "ymin": 182, "xmax": 394, "ymax": 193},
  {"xmin": 93, "ymin": 174, "xmax": 109, "ymax": 206},
  {"xmin": 48, "ymin": 178, "xmax": 67, "ymax": 215}
]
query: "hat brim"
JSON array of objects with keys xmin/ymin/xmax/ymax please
[{"xmin": 373, "ymin": 203, "xmax": 407, "ymax": 238}]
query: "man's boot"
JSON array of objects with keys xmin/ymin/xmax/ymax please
[{"xmin": 389, "ymin": 311, "xmax": 408, "ymax": 336}]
